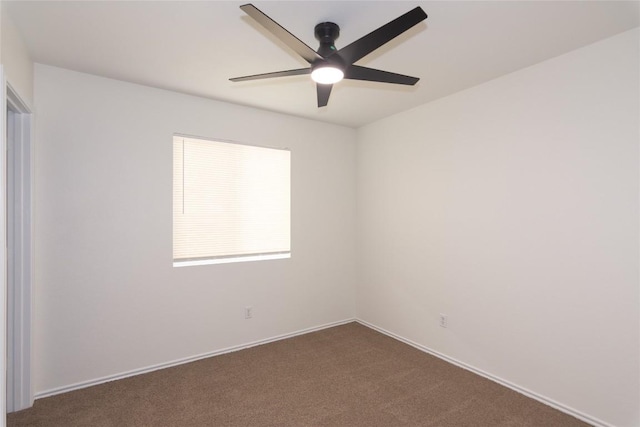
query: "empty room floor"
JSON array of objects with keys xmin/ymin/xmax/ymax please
[{"xmin": 8, "ymin": 323, "xmax": 589, "ymax": 426}]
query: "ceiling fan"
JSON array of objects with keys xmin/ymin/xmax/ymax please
[{"xmin": 230, "ymin": 4, "xmax": 428, "ymax": 107}]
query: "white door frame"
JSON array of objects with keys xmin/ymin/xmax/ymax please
[
  {"xmin": 4, "ymin": 77, "xmax": 34, "ymax": 414},
  {"xmin": 1, "ymin": 64, "xmax": 7, "ymax": 427}
]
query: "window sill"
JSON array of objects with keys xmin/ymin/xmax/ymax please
[{"xmin": 173, "ymin": 253, "xmax": 290, "ymax": 267}]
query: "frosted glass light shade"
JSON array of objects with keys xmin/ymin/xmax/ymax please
[{"xmin": 311, "ymin": 66, "xmax": 344, "ymax": 84}]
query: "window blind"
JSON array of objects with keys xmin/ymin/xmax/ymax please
[{"xmin": 173, "ymin": 136, "xmax": 290, "ymax": 265}]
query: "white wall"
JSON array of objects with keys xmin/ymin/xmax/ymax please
[
  {"xmin": 1, "ymin": 9, "xmax": 33, "ymax": 107},
  {"xmin": 356, "ymin": 28, "xmax": 639, "ymax": 427},
  {"xmin": 33, "ymin": 64, "xmax": 357, "ymax": 394}
]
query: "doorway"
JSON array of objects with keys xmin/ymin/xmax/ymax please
[{"xmin": 5, "ymin": 83, "xmax": 33, "ymax": 413}]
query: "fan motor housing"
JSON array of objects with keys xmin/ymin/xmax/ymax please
[{"xmin": 314, "ymin": 22, "xmax": 340, "ymax": 57}]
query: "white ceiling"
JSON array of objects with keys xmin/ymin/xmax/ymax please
[{"xmin": 5, "ymin": 1, "xmax": 639, "ymax": 128}]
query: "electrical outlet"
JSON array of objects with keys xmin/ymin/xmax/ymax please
[
  {"xmin": 245, "ymin": 306, "xmax": 253, "ymax": 319},
  {"xmin": 439, "ymin": 313, "xmax": 448, "ymax": 328}
]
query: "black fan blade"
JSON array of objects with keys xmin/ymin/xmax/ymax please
[
  {"xmin": 230, "ymin": 68, "xmax": 311, "ymax": 82},
  {"xmin": 344, "ymin": 65, "xmax": 419, "ymax": 85},
  {"xmin": 336, "ymin": 7, "xmax": 427, "ymax": 65},
  {"xmin": 317, "ymin": 84, "xmax": 333, "ymax": 107},
  {"xmin": 240, "ymin": 4, "xmax": 322, "ymax": 64}
]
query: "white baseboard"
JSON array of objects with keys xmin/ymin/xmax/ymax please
[
  {"xmin": 356, "ymin": 319, "xmax": 610, "ymax": 427},
  {"xmin": 35, "ymin": 318, "xmax": 356, "ymax": 400}
]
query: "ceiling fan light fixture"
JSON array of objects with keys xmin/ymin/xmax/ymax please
[
  {"xmin": 311, "ymin": 66, "xmax": 344, "ymax": 84},
  {"xmin": 231, "ymin": 4, "xmax": 427, "ymax": 106}
]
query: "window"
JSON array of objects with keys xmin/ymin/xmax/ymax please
[{"xmin": 173, "ymin": 135, "xmax": 290, "ymax": 266}]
